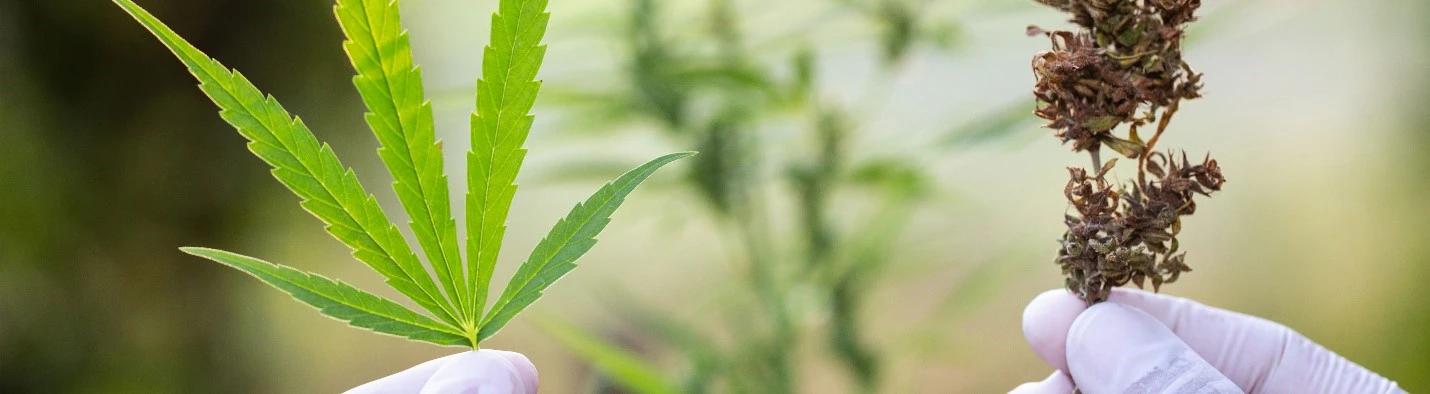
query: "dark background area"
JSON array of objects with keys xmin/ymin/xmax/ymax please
[{"xmin": 0, "ymin": 1, "xmax": 355, "ymax": 391}]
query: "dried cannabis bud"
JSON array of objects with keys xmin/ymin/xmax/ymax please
[{"xmin": 1030, "ymin": 0, "xmax": 1224, "ymax": 304}]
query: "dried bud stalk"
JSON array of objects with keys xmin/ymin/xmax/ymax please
[{"xmin": 1029, "ymin": 0, "xmax": 1224, "ymax": 304}]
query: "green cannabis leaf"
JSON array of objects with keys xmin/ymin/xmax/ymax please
[
  {"xmin": 182, "ymin": 247, "xmax": 470, "ymax": 346},
  {"xmin": 534, "ymin": 316, "xmax": 681, "ymax": 394},
  {"xmin": 466, "ymin": 0, "xmax": 550, "ymax": 338},
  {"xmin": 116, "ymin": 0, "xmax": 692, "ymax": 349},
  {"xmin": 112, "ymin": 0, "xmax": 460, "ymax": 329},
  {"xmin": 336, "ymin": 0, "xmax": 467, "ymax": 326}
]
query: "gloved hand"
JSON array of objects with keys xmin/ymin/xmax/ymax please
[
  {"xmin": 1010, "ymin": 288, "xmax": 1404, "ymax": 394},
  {"xmin": 346, "ymin": 350, "xmax": 538, "ymax": 394}
]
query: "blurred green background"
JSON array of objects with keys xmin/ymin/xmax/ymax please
[{"xmin": 2, "ymin": 0, "xmax": 1428, "ymax": 392}]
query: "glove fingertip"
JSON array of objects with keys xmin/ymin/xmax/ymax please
[
  {"xmin": 1023, "ymin": 289, "xmax": 1086, "ymax": 373},
  {"xmin": 488, "ymin": 350, "xmax": 538, "ymax": 394}
]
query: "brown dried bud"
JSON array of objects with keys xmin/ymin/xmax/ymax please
[
  {"xmin": 1055, "ymin": 153, "xmax": 1221, "ymax": 303},
  {"xmin": 1032, "ymin": 0, "xmax": 1219, "ymax": 304},
  {"xmin": 1029, "ymin": 0, "xmax": 1203, "ymax": 154}
]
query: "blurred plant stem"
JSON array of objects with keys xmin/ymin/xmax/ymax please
[{"xmin": 530, "ymin": 0, "xmax": 976, "ymax": 390}]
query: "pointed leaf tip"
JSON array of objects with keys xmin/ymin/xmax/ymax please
[{"xmin": 476, "ymin": 151, "xmax": 693, "ymax": 341}]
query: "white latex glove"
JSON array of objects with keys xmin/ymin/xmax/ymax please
[
  {"xmin": 1010, "ymin": 288, "xmax": 1404, "ymax": 394},
  {"xmin": 346, "ymin": 350, "xmax": 538, "ymax": 394}
]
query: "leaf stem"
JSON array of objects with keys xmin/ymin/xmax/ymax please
[
  {"xmin": 735, "ymin": 200, "xmax": 796, "ymax": 394},
  {"xmin": 1137, "ymin": 100, "xmax": 1180, "ymax": 188},
  {"xmin": 467, "ymin": 324, "xmax": 480, "ymax": 349}
]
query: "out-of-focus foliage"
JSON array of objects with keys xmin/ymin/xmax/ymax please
[
  {"xmin": 533, "ymin": 315, "xmax": 680, "ymax": 394},
  {"xmin": 1375, "ymin": 0, "xmax": 1430, "ymax": 389},
  {"xmin": 531, "ymin": 0, "xmax": 1024, "ymax": 391}
]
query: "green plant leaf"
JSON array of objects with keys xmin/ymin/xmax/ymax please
[
  {"xmin": 335, "ymin": 0, "xmax": 466, "ymax": 323},
  {"xmin": 114, "ymin": 0, "xmax": 459, "ymax": 326},
  {"xmin": 479, "ymin": 152, "xmax": 695, "ymax": 340},
  {"xmin": 937, "ymin": 100, "xmax": 1037, "ymax": 150},
  {"xmin": 602, "ymin": 292, "xmax": 723, "ymax": 393},
  {"xmin": 466, "ymin": 0, "xmax": 552, "ymax": 332},
  {"xmin": 534, "ymin": 316, "xmax": 680, "ymax": 394},
  {"xmin": 182, "ymin": 247, "xmax": 468, "ymax": 347}
]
